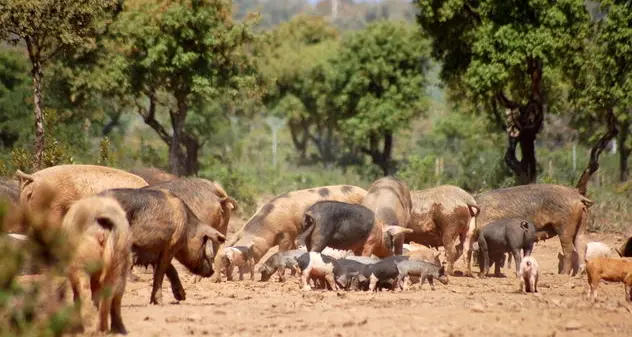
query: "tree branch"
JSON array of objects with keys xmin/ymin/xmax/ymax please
[
  {"xmin": 102, "ymin": 111, "xmax": 122, "ymax": 136},
  {"xmin": 495, "ymin": 91, "xmax": 520, "ymax": 109},
  {"xmin": 576, "ymin": 108, "xmax": 619, "ymax": 196},
  {"xmin": 504, "ymin": 133, "xmax": 522, "ymax": 176},
  {"xmin": 137, "ymin": 91, "xmax": 171, "ymax": 146},
  {"xmin": 490, "ymin": 97, "xmax": 506, "ymax": 132}
]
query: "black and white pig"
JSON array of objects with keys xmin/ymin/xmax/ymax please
[
  {"xmin": 296, "ymin": 252, "xmax": 340, "ymax": 291},
  {"xmin": 258, "ymin": 249, "xmax": 305, "ymax": 282},
  {"xmin": 357, "ymin": 255, "xmax": 410, "ymax": 292},
  {"xmin": 477, "ymin": 218, "xmax": 536, "ymax": 277},
  {"xmin": 395, "ymin": 260, "xmax": 449, "ymax": 291}
]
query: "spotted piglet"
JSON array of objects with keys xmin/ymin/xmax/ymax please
[
  {"xmin": 221, "ymin": 246, "xmax": 255, "ymax": 281},
  {"xmin": 518, "ymin": 255, "xmax": 539, "ymax": 293},
  {"xmin": 296, "ymin": 252, "xmax": 339, "ymax": 291}
]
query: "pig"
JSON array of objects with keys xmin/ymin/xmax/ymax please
[
  {"xmin": 344, "ymin": 255, "xmax": 380, "ymax": 264},
  {"xmin": 258, "ymin": 249, "xmax": 304, "ymax": 282},
  {"xmin": 296, "ymin": 252, "xmax": 339, "ymax": 291},
  {"xmin": 585, "ymin": 257, "xmax": 632, "ymax": 302},
  {"xmin": 128, "ymin": 167, "xmax": 177, "ymax": 186},
  {"xmin": 62, "ymin": 195, "xmax": 132, "ymax": 334},
  {"xmin": 98, "ymin": 188, "xmax": 226, "ymax": 305},
  {"xmin": 14, "ymin": 165, "xmax": 148, "ymax": 230},
  {"xmin": 395, "ymin": 259, "xmax": 449, "ymax": 291},
  {"xmin": 472, "ymin": 242, "xmax": 512, "ymax": 269},
  {"xmin": 358, "ymin": 255, "xmax": 410, "ymax": 292},
  {"xmin": 558, "ymin": 241, "xmax": 614, "ymax": 276},
  {"xmin": 220, "ymin": 246, "xmax": 255, "ymax": 281},
  {"xmin": 361, "ymin": 177, "xmax": 413, "ymax": 255},
  {"xmin": 333, "ymin": 258, "xmax": 368, "ymax": 290},
  {"xmin": 518, "ymin": 255, "xmax": 539, "ymax": 293},
  {"xmin": 477, "ymin": 218, "xmax": 536, "ymax": 277},
  {"xmin": 148, "ymin": 178, "xmax": 238, "ymax": 236},
  {"xmin": 474, "ymin": 184, "xmax": 594, "ymax": 275},
  {"xmin": 217, "ymin": 185, "xmax": 367, "ymax": 281},
  {"xmin": 406, "ymin": 185, "xmax": 480, "ymax": 276},
  {"xmin": 404, "ymin": 245, "xmax": 442, "ymax": 265},
  {"xmin": 298, "ymin": 200, "xmax": 412, "ymax": 258}
]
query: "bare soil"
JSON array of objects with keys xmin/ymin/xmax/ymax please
[{"xmin": 79, "ymin": 231, "xmax": 632, "ymax": 337}]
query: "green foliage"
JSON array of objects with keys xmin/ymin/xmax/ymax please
[
  {"xmin": 0, "ymin": 48, "xmax": 31, "ymax": 150},
  {"xmin": 331, "ymin": 20, "xmax": 430, "ymax": 141}
]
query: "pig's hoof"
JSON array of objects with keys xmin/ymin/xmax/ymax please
[
  {"xmin": 149, "ymin": 298, "xmax": 163, "ymax": 306},
  {"xmin": 173, "ymin": 289, "xmax": 186, "ymax": 301}
]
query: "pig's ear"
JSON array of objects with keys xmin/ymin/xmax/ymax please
[
  {"xmin": 385, "ymin": 226, "xmax": 413, "ymax": 236},
  {"xmin": 224, "ymin": 197, "xmax": 238, "ymax": 211},
  {"xmin": 520, "ymin": 220, "xmax": 529, "ymax": 229},
  {"xmin": 14, "ymin": 169, "xmax": 35, "ymax": 190}
]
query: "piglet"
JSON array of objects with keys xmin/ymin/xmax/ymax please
[
  {"xmin": 296, "ymin": 252, "xmax": 339, "ymax": 291},
  {"xmin": 585, "ymin": 257, "xmax": 632, "ymax": 302},
  {"xmin": 518, "ymin": 256, "xmax": 539, "ymax": 293},
  {"xmin": 396, "ymin": 260, "xmax": 448, "ymax": 291},
  {"xmin": 221, "ymin": 246, "xmax": 255, "ymax": 281},
  {"xmin": 258, "ymin": 249, "xmax": 304, "ymax": 282}
]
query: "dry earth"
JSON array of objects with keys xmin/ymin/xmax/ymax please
[{"xmin": 77, "ymin": 231, "xmax": 632, "ymax": 337}]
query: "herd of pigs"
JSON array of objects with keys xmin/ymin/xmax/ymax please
[{"xmin": 2, "ymin": 164, "xmax": 632, "ymax": 335}]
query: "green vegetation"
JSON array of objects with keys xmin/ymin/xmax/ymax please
[{"xmin": 0, "ymin": 1, "xmax": 630, "ymax": 225}]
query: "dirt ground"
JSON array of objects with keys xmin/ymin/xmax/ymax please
[{"xmin": 79, "ymin": 231, "xmax": 632, "ymax": 337}]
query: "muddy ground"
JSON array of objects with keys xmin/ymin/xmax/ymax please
[{"xmin": 79, "ymin": 231, "xmax": 632, "ymax": 337}]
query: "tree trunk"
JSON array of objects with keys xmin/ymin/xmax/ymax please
[
  {"xmin": 619, "ymin": 119, "xmax": 629, "ymax": 182},
  {"xmin": 361, "ymin": 132, "xmax": 393, "ymax": 176},
  {"xmin": 31, "ymin": 59, "xmax": 45, "ymax": 170},
  {"xmin": 288, "ymin": 118, "xmax": 309, "ymax": 162},
  {"xmin": 576, "ymin": 108, "xmax": 618, "ymax": 196},
  {"xmin": 169, "ymin": 95, "xmax": 199, "ymax": 177},
  {"xmin": 496, "ymin": 58, "xmax": 544, "ymax": 185}
]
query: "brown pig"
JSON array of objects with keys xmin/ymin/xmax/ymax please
[
  {"xmin": 585, "ymin": 257, "xmax": 632, "ymax": 302},
  {"xmin": 406, "ymin": 185, "xmax": 480, "ymax": 276},
  {"xmin": 149, "ymin": 178, "xmax": 238, "ymax": 236},
  {"xmin": 15, "ymin": 164, "xmax": 148, "ymax": 229},
  {"xmin": 98, "ymin": 188, "xmax": 226, "ymax": 305},
  {"xmin": 128, "ymin": 167, "xmax": 177, "ymax": 186},
  {"xmin": 404, "ymin": 244, "xmax": 441, "ymax": 265},
  {"xmin": 62, "ymin": 195, "xmax": 132, "ymax": 334},
  {"xmin": 216, "ymin": 185, "xmax": 367, "ymax": 281},
  {"xmin": 361, "ymin": 177, "xmax": 412, "ymax": 255},
  {"xmin": 474, "ymin": 184, "xmax": 593, "ymax": 275}
]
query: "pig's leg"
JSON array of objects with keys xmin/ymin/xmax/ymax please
[
  {"xmin": 166, "ymin": 264, "xmax": 186, "ymax": 301},
  {"xmin": 512, "ymin": 249, "xmax": 522, "ymax": 277},
  {"xmin": 301, "ymin": 268, "xmax": 312, "ymax": 291},
  {"xmin": 68, "ymin": 270, "xmax": 82, "ymax": 304},
  {"xmin": 369, "ymin": 275, "xmax": 379, "ymax": 292},
  {"xmin": 460, "ymin": 216, "xmax": 476, "ymax": 277},
  {"xmin": 248, "ymin": 258, "xmax": 255, "ymax": 281},
  {"xmin": 149, "ymin": 253, "xmax": 173, "ymax": 305},
  {"xmin": 427, "ymin": 277, "xmax": 435, "ymax": 291},
  {"xmin": 324, "ymin": 273, "xmax": 338, "ymax": 291},
  {"xmin": 493, "ymin": 254, "xmax": 502, "ymax": 277},
  {"xmin": 238, "ymin": 266, "xmax": 245, "ymax": 281},
  {"xmin": 90, "ymin": 276, "xmax": 102, "ymax": 308},
  {"xmin": 587, "ymin": 273, "xmax": 599, "ymax": 302},
  {"xmin": 507, "ymin": 254, "xmax": 513, "ymax": 269},
  {"xmin": 533, "ymin": 274, "xmax": 539, "ymax": 293},
  {"xmin": 559, "ymin": 236, "xmax": 575, "ymax": 275},
  {"xmin": 277, "ymin": 268, "xmax": 285, "ymax": 282},
  {"xmin": 397, "ymin": 275, "xmax": 405, "ymax": 291},
  {"xmin": 442, "ymin": 231, "xmax": 458, "ymax": 275},
  {"xmin": 225, "ymin": 262, "xmax": 234, "ymax": 281},
  {"xmin": 572, "ymin": 210, "xmax": 589, "ymax": 276},
  {"xmin": 478, "ymin": 238, "xmax": 490, "ymax": 278},
  {"xmin": 110, "ymin": 290, "xmax": 127, "ymax": 334},
  {"xmin": 98, "ymin": 292, "xmax": 112, "ymax": 333}
]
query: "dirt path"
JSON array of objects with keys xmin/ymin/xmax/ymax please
[{"xmin": 80, "ymin": 232, "xmax": 632, "ymax": 337}]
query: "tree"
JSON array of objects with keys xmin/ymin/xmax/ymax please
[
  {"xmin": 0, "ymin": 47, "xmax": 31, "ymax": 149},
  {"xmin": 110, "ymin": 0, "xmax": 260, "ymax": 176},
  {"xmin": 567, "ymin": 0, "xmax": 632, "ymax": 191},
  {"xmin": 328, "ymin": 20, "xmax": 430, "ymax": 175},
  {"xmin": 0, "ymin": 0, "xmax": 116, "ymax": 169},
  {"xmin": 261, "ymin": 15, "xmax": 341, "ymax": 164},
  {"xmin": 414, "ymin": 0, "xmax": 591, "ymax": 184}
]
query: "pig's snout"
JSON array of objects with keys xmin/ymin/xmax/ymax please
[{"xmin": 438, "ymin": 275, "xmax": 449, "ymax": 285}]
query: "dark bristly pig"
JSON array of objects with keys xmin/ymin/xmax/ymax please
[
  {"xmin": 474, "ymin": 184, "xmax": 594, "ymax": 275},
  {"xmin": 333, "ymin": 258, "xmax": 369, "ymax": 290},
  {"xmin": 361, "ymin": 177, "xmax": 413, "ymax": 255},
  {"xmin": 258, "ymin": 249, "xmax": 305, "ymax": 282},
  {"xmin": 128, "ymin": 167, "xmax": 177, "ymax": 186},
  {"xmin": 406, "ymin": 185, "xmax": 480, "ymax": 276},
  {"xmin": 395, "ymin": 259, "xmax": 448, "ymax": 291},
  {"xmin": 216, "ymin": 185, "xmax": 367, "ymax": 282},
  {"xmin": 98, "ymin": 188, "xmax": 226, "ymax": 305},
  {"xmin": 298, "ymin": 200, "xmax": 412, "ymax": 258},
  {"xmin": 477, "ymin": 218, "xmax": 536, "ymax": 277},
  {"xmin": 358, "ymin": 255, "xmax": 410, "ymax": 292}
]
